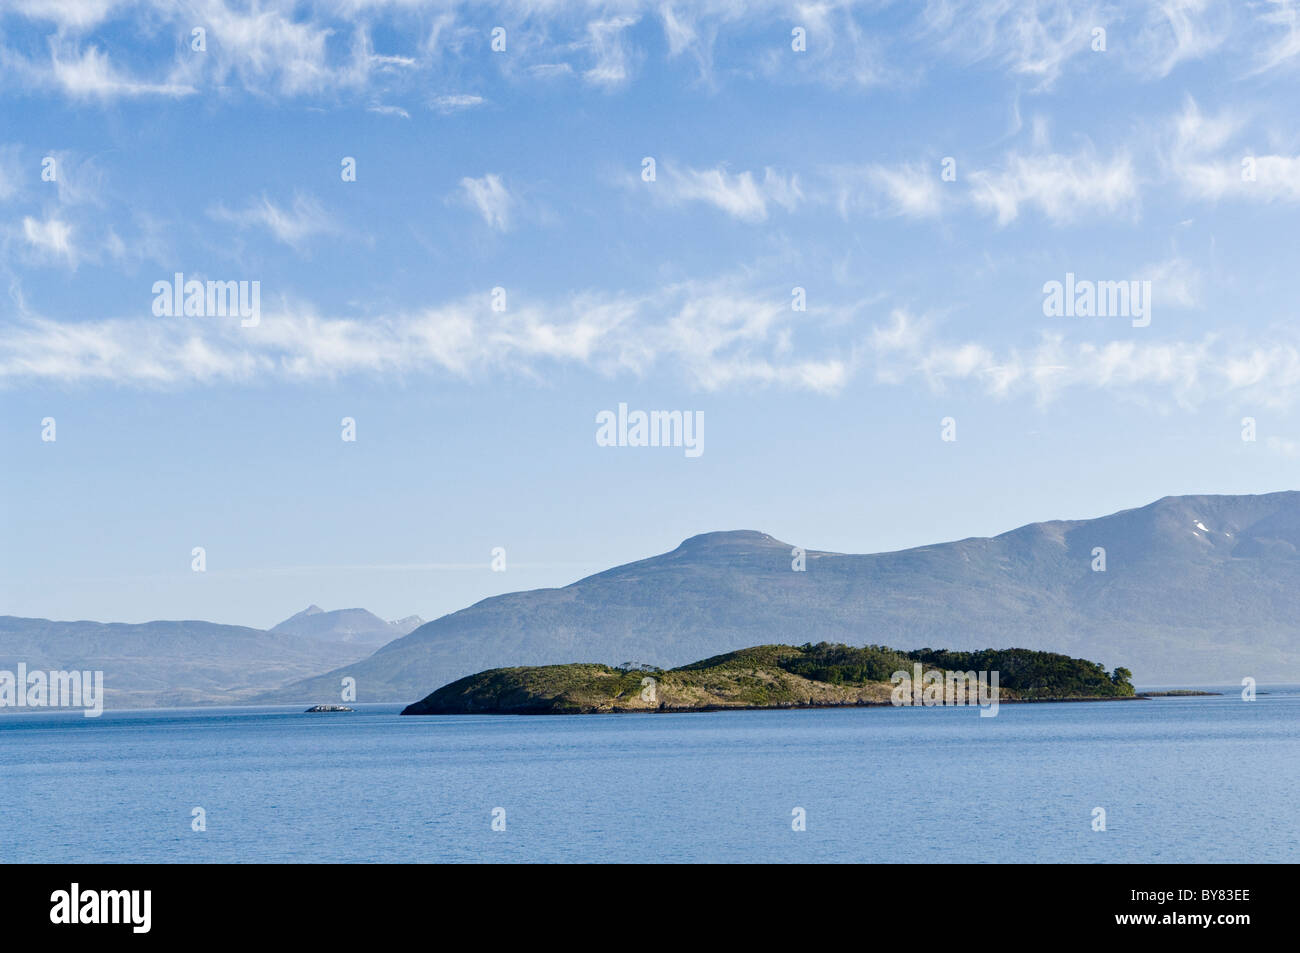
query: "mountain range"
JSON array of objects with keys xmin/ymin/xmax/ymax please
[
  {"xmin": 7, "ymin": 492, "xmax": 1300, "ymax": 709},
  {"xmin": 258, "ymin": 491, "xmax": 1300, "ymax": 703},
  {"xmin": 0, "ymin": 607, "xmax": 422, "ymax": 708}
]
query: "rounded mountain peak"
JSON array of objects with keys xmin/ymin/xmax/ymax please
[{"xmin": 674, "ymin": 530, "xmax": 788, "ymax": 552}]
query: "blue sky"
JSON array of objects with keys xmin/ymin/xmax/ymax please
[{"xmin": 2, "ymin": 0, "xmax": 1300, "ymax": 627}]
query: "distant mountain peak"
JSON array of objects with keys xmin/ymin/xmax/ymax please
[
  {"xmin": 272, "ymin": 604, "xmax": 326, "ymax": 629},
  {"xmin": 674, "ymin": 530, "xmax": 787, "ymax": 551},
  {"xmin": 269, "ymin": 605, "xmax": 421, "ymax": 644}
]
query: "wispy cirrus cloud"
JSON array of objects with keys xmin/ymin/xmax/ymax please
[
  {"xmin": 869, "ymin": 309, "xmax": 1300, "ymax": 410},
  {"xmin": 4, "ymin": 0, "xmax": 124, "ymax": 29},
  {"xmin": 207, "ymin": 193, "xmax": 339, "ymax": 249},
  {"xmin": 706, "ymin": 145, "xmax": 1136, "ymax": 227},
  {"xmin": 3, "ymin": 0, "xmax": 1300, "ymax": 105},
  {"xmin": 1166, "ymin": 97, "xmax": 1300, "ymax": 202},
  {"xmin": 758, "ymin": 1, "xmax": 894, "ymax": 88},
  {"xmin": 968, "ymin": 148, "xmax": 1139, "ymax": 224},
  {"xmin": 581, "ymin": 15, "xmax": 641, "ymax": 87},
  {"xmin": 0, "ymin": 275, "xmax": 851, "ymax": 393},
  {"xmin": 431, "ymin": 93, "xmax": 485, "ymax": 112},
  {"xmin": 830, "ymin": 162, "xmax": 946, "ymax": 220},
  {"xmin": 44, "ymin": 44, "xmax": 196, "ymax": 99},
  {"xmin": 459, "ymin": 174, "xmax": 513, "ymax": 231},
  {"xmin": 643, "ymin": 112, "xmax": 1299, "ymax": 227},
  {"xmin": 919, "ymin": 0, "xmax": 1110, "ymax": 89},
  {"xmin": 5, "ymin": 272, "xmax": 1300, "ymax": 413},
  {"xmin": 1252, "ymin": 0, "xmax": 1300, "ymax": 74},
  {"xmin": 1138, "ymin": 0, "xmax": 1230, "ymax": 78},
  {"xmin": 651, "ymin": 163, "xmax": 802, "ymax": 223},
  {"xmin": 20, "ymin": 214, "xmax": 76, "ymax": 265}
]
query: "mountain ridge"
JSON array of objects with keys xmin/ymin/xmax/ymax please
[
  {"xmin": 10, "ymin": 493, "xmax": 1297, "ymax": 709},
  {"xmin": 258, "ymin": 491, "xmax": 1300, "ymax": 703},
  {"xmin": 0, "ymin": 605, "xmax": 422, "ymax": 709}
]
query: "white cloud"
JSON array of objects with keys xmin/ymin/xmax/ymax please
[
  {"xmin": 529, "ymin": 63, "xmax": 575, "ymax": 78},
  {"xmin": 968, "ymin": 149, "xmax": 1139, "ymax": 225},
  {"xmin": 8, "ymin": 271, "xmax": 1300, "ymax": 413},
  {"xmin": 759, "ymin": 3, "xmax": 893, "ymax": 88},
  {"xmin": 459, "ymin": 174, "xmax": 512, "ymax": 231},
  {"xmin": 208, "ymin": 193, "xmax": 338, "ymax": 249},
  {"xmin": 582, "ymin": 15, "xmax": 641, "ymax": 87},
  {"xmin": 1253, "ymin": 0, "xmax": 1300, "ymax": 74},
  {"xmin": 431, "ymin": 93, "xmax": 485, "ymax": 112},
  {"xmin": 866, "ymin": 310, "xmax": 1300, "ymax": 409},
  {"xmin": 1170, "ymin": 95, "xmax": 1242, "ymax": 156},
  {"xmin": 1167, "ymin": 97, "xmax": 1300, "ymax": 202},
  {"xmin": 0, "ymin": 276, "xmax": 852, "ymax": 394},
  {"xmin": 370, "ymin": 53, "xmax": 417, "ymax": 71},
  {"xmin": 47, "ymin": 45, "xmax": 195, "ymax": 99},
  {"xmin": 1138, "ymin": 0, "xmax": 1229, "ymax": 77},
  {"xmin": 656, "ymin": 163, "xmax": 802, "ymax": 222},
  {"xmin": 1180, "ymin": 148, "xmax": 1300, "ymax": 202},
  {"xmin": 21, "ymin": 215, "xmax": 76, "ymax": 265},
  {"xmin": 920, "ymin": 0, "xmax": 1108, "ymax": 89},
  {"xmin": 367, "ymin": 103, "xmax": 410, "ymax": 118},
  {"xmin": 2, "ymin": 0, "xmax": 1299, "ymax": 105},
  {"xmin": 660, "ymin": 5, "xmax": 698, "ymax": 56},
  {"xmin": 5, "ymin": 0, "xmax": 123, "ymax": 30},
  {"xmin": 181, "ymin": 1, "xmax": 340, "ymax": 96},
  {"xmin": 833, "ymin": 162, "xmax": 944, "ymax": 219}
]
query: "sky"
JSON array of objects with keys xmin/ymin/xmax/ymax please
[{"xmin": 2, "ymin": 0, "xmax": 1299, "ymax": 628}]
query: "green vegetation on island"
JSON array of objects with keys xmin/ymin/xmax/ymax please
[{"xmin": 400, "ymin": 642, "xmax": 1136, "ymax": 715}]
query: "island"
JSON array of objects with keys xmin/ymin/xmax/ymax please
[
  {"xmin": 304, "ymin": 704, "xmax": 355, "ymax": 712},
  {"xmin": 400, "ymin": 642, "xmax": 1138, "ymax": 715},
  {"xmin": 1136, "ymin": 690, "xmax": 1220, "ymax": 697}
]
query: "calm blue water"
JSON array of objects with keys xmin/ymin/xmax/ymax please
[{"xmin": 2, "ymin": 688, "xmax": 1297, "ymax": 863}]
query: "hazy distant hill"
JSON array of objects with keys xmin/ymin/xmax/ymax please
[
  {"xmin": 270, "ymin": 605, "xmax": 424, "ymax": 646},
  {"xmin": 0, "ymin": 612, "xmax": 406, "ymax": 709},
  {"xmin": 260, "ymin": 492, "xmax": 1300, "ymax": 703}
]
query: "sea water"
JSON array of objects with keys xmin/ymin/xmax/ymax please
[{"xmin": 1, "ymin": 688, "xmax": 1295, "ymax": 863}]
